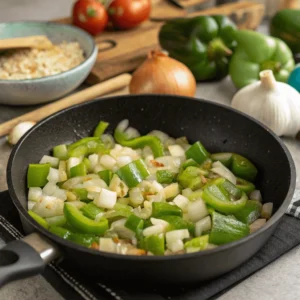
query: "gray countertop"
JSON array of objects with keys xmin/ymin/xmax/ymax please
[{"xmin": 1, "ymin": 1, "xmax": 300, "ymax": 299}]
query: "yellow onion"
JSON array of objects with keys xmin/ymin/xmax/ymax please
[{"xmin": 129, "ymin": 50, "xmax": 196, "ymax": 97}]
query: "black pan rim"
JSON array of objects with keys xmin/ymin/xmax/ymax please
[{"xmin": 6, "ymin": 93, "xmax": 296, "ymax": 262}]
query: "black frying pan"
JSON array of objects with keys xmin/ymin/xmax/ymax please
[{"xmin": 0, "ymin": 94, "xmax": 296, "ymax": 287}]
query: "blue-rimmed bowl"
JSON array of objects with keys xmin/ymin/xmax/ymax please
[{"xmin": 0, "ymin": 21, "xmax": 98, "ymax": 106}]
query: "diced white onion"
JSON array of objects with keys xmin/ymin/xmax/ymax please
[
  {"xmin": 182, "ymin": 188, "xmax": 193, "ymax": 198},
  {"xmin": 168, "ymin": 145, "xmax": 185, "ymax": 157},
  {"xmin": 87, "ymin": 192, "xmax": 98, "ymax": 200},
  {"xmin": 116, "ymin": 119, "xmax": 129, "ymax": 133},
  {"xmin": 146, "ymin": 192, "xmax": 164, "ymax": 203},
  {"xmin": 27, "ymin": 201, "xmax": 36, "ymax": 210},
  {"xmin": 109, "ymin": 174, "xmax": 129, "ymax": 197},
  {"xmin": 99, "ymin": 238, "xmax": 116, "ymax": 253},
  {"xmin": 66, "ymin": 201, "xmax": 85, "ymax": 209},
  {"xmin": 58, "ymin": 161, "xmax": 67, "ymax": 182},
  {"xmin": 62, "ymin": 176, "xmax": 83, "ymax": 190},
  {"xmin": 250, "ymin": 190, "xmax": 262, "ymax": 202},
  {"xmin": 85, "ymin": 186, "xmax": 102, "ymax": 193},
  {"xmin": 143, "ymin": 200, "xmax": 152, "ymax": 209},
  {"xmin": 150, "ymin": 181, "xmax": 164, "ymax": 193},
  {"xmin": 67, "ymin": 157, "xmax": 81, "ymax": 172},
  {"xmin": 94, "ymin": 164, "xmax": 104, "ymax": 173},
  {"xmin": 195, "ymin": 216, "xmax": 212, "ymax": 236},
  {"xmin": 53, "ymin": 188, "xmax": 67, "ymax": 201},
  {"xmin": 147, "ymin": 130, "xmax": 169, "ymax": 143},
  {"xmin": 250, "ymin": 218, "xmax": 267, "ymax": 233},
  {"xmin": 39, "ymin": 155, "xmax": 59, "ymax": 168},
  {"xmin": 116, "ymin": 156, "xmax": 132, "ymax": 168},
  {"xmin": 261, "ymin": 203, "xmax": 273, "ymax": 220},
  {"xmin": 94, "ymin": 188, "xmax": 117, "ymax": 209},
  {"xmin": 88, "ymin": 154, "xmax": 99, "ymax": 171},
  {"xmin": 101, "ymin": 134, "xmax": 115, "ymax": 149},
  {"xmin": 163, "ymin": 183, "xmax": 180, "ymax": 199},
  {"xmin": 133, "ymin": 206, "xmax": 152, "ymax": 219},
  {"xmin": 32, "ymin": 196, "xmax": 64, "ymax": 217},
  {"xmin": 129, "ymin": 187, "xmax": 144, "ymax": 207},
  {"xmin": 150, "ymin": 218, "xmax": 169, "ymax": 230},
  {"xmin": 82, "ymin": 177, "xmax": 107, "ymax": 188},
  {"xmin": 211, "ymin": 161, "xmax": 236, "ymax": 184},
  {"xmin": 187, "ymin": 199, "xmax": 209, "ymax": 222},
  {"xmin": 47, "ymin": 167, "xmax": 60, "ymax": 183},
  {"xmin": 100, "ymin": 155, "xmax": 116, "ymax": 170},
  {"xmin": 143, "ymin": 224, "xmax": 165, "ymax": 237},
  {"xmin": 143, "ymin": 146, "xmax": 153, "ymax": 158},
  {"xmin": 168, "ymin": 240, "xmax": 184, "ymax": 252},
  {"xmin": 95, "ymin": 212, "xmax": 104, "ymax": 222},
  {"xmin": 43, "ymin": 182, "xmax": 58, "ymax": 196},
  {"xmin": 66, "ymin": 191, "xmax": 77, "ymax": 201},
  {"xmin": 118, "ymin": 197, "xmax": 130, "ymax": 205},
  {"xmin": 173, "ymin": 195, "xmax": 189, "ymax": 212},
  {"xmin": 28, "ymin": 187, "xmax": 42, "ymax": 202},
  {"xmin": 110, "ymin": 218, "xmax": 136, "ymax": 239},
  {"xmin": 125, "ymin": 127, "xmax": 140, "ymax": 139},
  {"xmin": 166, "ymin": 229, "xmax": 189, "ymax": 245}
]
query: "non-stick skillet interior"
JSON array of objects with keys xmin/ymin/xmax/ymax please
[{"xmin": 9, "ymin": 94, "xmax": 292, "ymax": 216}]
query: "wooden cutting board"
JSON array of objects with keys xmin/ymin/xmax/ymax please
[{"xmin": 55, "ymin": 1, "xmax": 264, "ymax": 84}]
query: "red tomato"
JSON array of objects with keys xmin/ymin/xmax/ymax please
[
  {"xmin": 72, "ymin": 0, "xmax": 108, "ymax": 36},
  {"xmin": 108, "ymin": 0, "xmax": 151, "ymax": 30}
]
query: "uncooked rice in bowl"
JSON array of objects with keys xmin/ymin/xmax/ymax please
[{"xmin": 0, "ymin": 41, "xmax": 85, "ymax": 80}]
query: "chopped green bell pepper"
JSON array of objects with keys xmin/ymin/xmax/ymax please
[
  {"xmin": 125, "ymin": 214, "xmax": 144, "ymax": 233},
  {"xmin": 234, "ymin": 200, "xmax": 262, "ymax": 224},
  {"xmin": 28, "ymin": 210, "xmax": 49, "ymax": 229},
  {"xmin": 103, "ymin": 204, "xmax": 132, "ymax": 223},
  {"xmin": 188, "ymin": 189, "xmax": 203, "ymax": 201},
  {"xmin": 177, "ymin": 166, "xmax": 208, "ymax": 190},
  {"xmin": 45, "ymin": 215, "xmax": 67, "ymax": 227},
  {"xmin": 72, "ymin": 188, "xmax": 89, "ymax": 202},
  {"xmin": 80, "ymin": 202, "xmax": 103, "ymax": 220},
  {"xmin": 231, "ymin": 154, "xmax": 258, "ymax": 182},
  {"xmin": 182, "ymin": 158, "xmax": 199, "ymax": 169},
  {"xmin": 159, "ymin": 215, "xmax": 195, "ymax": 235},
  {"xmin": 159, "ymin": 15, "xmax": 237, "ymax": 81},
  {"xmin": 98, "ymin": 170, "xmax": 113, "ymax": 185},
  {"xmin": 67, "ymin": 137, "xmax": 106, "ymax": 158},
  {"xmin": 116, "ymin": 159, "xmax": 150, "ymax": 188},
  {"xmin": 49, "ymin": 226, "xmax": 70, "ymax": 239},
  {"xmin": 210, "ymin": 152, "xmax": 233, "ymax": 168},
  {"xmin": 236, "ymin": 177, "xmax": 256, "ymax": 193},
  {"xmin": 70, "ymin": 162, "xmax": 87, "ymax": 178},
  {"xmin": 53, "ymin": 144, "xmax": 68, "ymax": 160},
  {"xmin": 152, "ymin": 202, "xmax": 182, "ymax": 218},
  {"xmin": 156, "ymin": 170, "xmax": 176, "ymax": 184},
  {"xmin": 144, "ymin": 233, "xmax": 165, "ymax": 255},
  {"xmin": 114, "ymin": 128, "xmax": 164, "ymax": 158},
  {"xmin": 209, "ymin": 211, "xmax": 249, "ymax": 245},
  {"xmin": 93, "ymin": 121, "xmax": 109, "ymax": 138},
  {"xmin": 220, "ymin": 179, "xmax": 242, "ymax": 200},
  {"xmin": 186, "ymin": 142, "xmax": 210, "ymax": 165},
  {"xmin": 83, "ymin": 158, "xmax": 91, "ymax": 173},
  {"xmin": 229, "ymin": 30, "xmax": 294, "ymax": 88},
  {"xmin": 27, "ymin": 163, "xmax": 50, "ymax": 187},
  {"xmin": 202, "ymin": 180, "xmax": 247, "ymax": 214},
  {"xmin": 64, "ymin": 203, "xmax": 108, "ymax": 235},
  {"xmin": 184, "ymin": 235, "xmax": 209, "ymax": 252}
]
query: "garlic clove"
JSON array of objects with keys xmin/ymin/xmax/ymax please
[{"xmin": 7, "ymin": 121, "xmax": 36, "ymax": 145}]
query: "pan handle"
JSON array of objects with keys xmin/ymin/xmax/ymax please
[{"xmin": 0, "ymin": 233, "xmax": 60, "ymax": 288}]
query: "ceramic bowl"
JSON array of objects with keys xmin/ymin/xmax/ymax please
[{"xmin": 0, "ymin": 21, "xmax": 97, "ymax": 106}]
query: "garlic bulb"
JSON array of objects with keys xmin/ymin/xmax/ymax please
[
  {"xmin": 7, "ymin": 121, "xmax": 36, "ymax": 145},
  {"xmin": 231, "ymin": 70, "xmax": 300, "ymax": 137}
]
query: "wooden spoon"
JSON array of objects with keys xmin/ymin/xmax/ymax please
[
  {"xmin": 0, "ymin": 73, "xmax": 132, "ymax": 138},
  {"xmin": 0, "ymin": 35, "xmax": 54, "ymax": 51}
]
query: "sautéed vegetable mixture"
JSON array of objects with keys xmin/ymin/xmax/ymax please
[{"xmin": 27, "ymin": 120, "xmax": 273, "ymax": 256}]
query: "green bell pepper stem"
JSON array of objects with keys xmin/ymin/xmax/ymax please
[
  {"xmin": 53, "ymin": 144, "xmax": 68, "ymax": 160},
  {"xmin": 210, "ymin": 152, "xmax": 233, "ymax": 168},
  {"xmin": 80, "ymin": 202, "xmax": 103, "ymax": 220},
  {"xmin": 202, "ymin": 184, "xmax": 247, "ymax": 214},
  {"xmin": 184, "ymin": 235, "xmax": 209, "ymax": 251},
  {"xmin": 28, "ymin": 211, "xmax": 49, "ymax": 229},
  {"xmin": 27, "ymin": 164, "xmax": 50, "ymax": 187},
  {"xmin": 236, "ymin": 177, "xmax": 256, "ymax": 193},
  {"xmin": 231, "ymin": 154, "xmax": 258, "ymax": 182},
  {"xmin": 98, "ymin": 170, "xmax": 113, "ymax": 185},
  {"xmin": 207, "ymin": 38, "xmax": 232, "ymax": 60},
  {"xmin": 185, "ymin": 141, "xmax": 210, "ymax": 165},
  {"xmin": 159, "ymin": 215, "xmax": 195, "ymax": 235},
  {"xmin": 116, "ymin": 159, "xmax": 150, "ymax": 188},
  {"xmin": 156, "ymin": 170, "xmax": 176, "ymax": 184},
  {"xmin": 144, "ymin": 234, "xmax": 165, "ymax": 255},
  {"xmin": 72, "ymin": 188, "xmax": 89, "ymax": 202},
  {"xmin": 70, "ymin": 162, "xmax": 87, "ymax": 178},
  {"xmin": 152, "ymin": 202, "xmax": 182, "ymax": 218},
  {"xmin": 67, "ymin": 137, "xmax": 106, "ymax": 158},
  {"xmin": 182, "ymin": 158, "xmax": 199, "ymax": 169},
  {"xmin": 114, "ymin": 129, "xmax": 164, "ymax": 158},
  {"xmin": 45, "ymin": 215, "xmax": 67, "ymax": 227},
  {"xmin": 234, "ymin": 200, "xmax": 262, "ymax": 224},
  {"xmin": 49, "ymin": 226, "xmax": 98, "ymax": 247},
  {"xmin": 209, "ymin": 211, "xmax": 250, "ymax": 245},
  {"xmin": 125, "ymin": 214, "xmax": 144, "ymax": 233},
  {"xmin": 93, "ymin": 121, "xmax": 109, "ymax": 138},
  {"xmin": 177, "ymin": 166, "xmax": 208, "ymax": 190},
  {"xmin": 64, "ymin": 203, "xmax": 108, "ymax": 235}
]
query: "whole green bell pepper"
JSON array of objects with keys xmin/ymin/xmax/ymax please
[
  {"xmin": 270, "ymin": 9, "xmax": 300, "ymax": 55},
  {"xmin": 158, "ymin": 15, "xmax": 237, "ymax": 81},
  {"xmin": 229, "ymin": 30, "xmax": 295, "ymax": 88}
]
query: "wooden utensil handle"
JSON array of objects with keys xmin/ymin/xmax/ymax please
[
  {"xmin": 0, "ymin": 35, "xmax": 53, "ymax": 50},
  {"xmin": 0, "ymin": 73, "xmax": 132, "ymax": 137}
]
